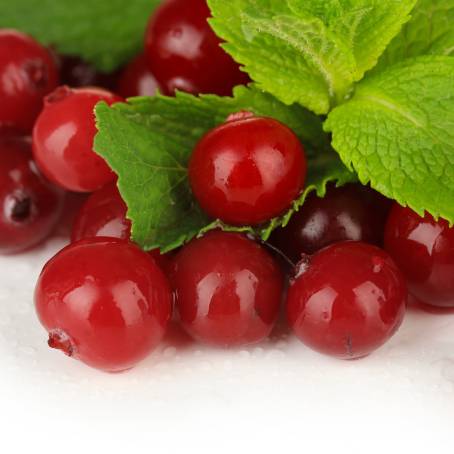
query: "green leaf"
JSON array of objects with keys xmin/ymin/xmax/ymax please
[
  {"xmin": 325, "ymin": 56, "xmax": 454, "ymax": 222},
  {"xmin": 207, "ymin": 0, "xmax": 415, "ymax": 114},
  {"xmin": 0, "ymin": 0, "xmax": 159, "ymax": 72},
  {"xmin": 94, "ymin": 86, "xmax": 355, "ymax": 252},
  {"xmin": 376, "ymin": 0, "xmax": 454, "ymax": 71}
]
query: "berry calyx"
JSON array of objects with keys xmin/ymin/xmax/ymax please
[
  {"xmin": 189, "ymin": 114, "xmax": 307, "ymax": 225},
  {"xmin": 173, "ymin": 231, "xmax": 285, "ymax": 347},
  {"xmin": 0, "ymin": 137, "xmax": 64, "ymax": 254},
  {"xmin": 32, "ymin": 86, "xmax": 122, "ymax": 192},
  {"xmin": 385, "ymin": 204, "xmax": 454, "ymax": 308},
  {"xmin": 0, "ymin": 29, "xmax": 59, "ymax": 134},
  {"xmin": 287, "ymin": 241, "xmax": 407, "ymax": 359},
  {"xmin": 144, "ymin": 0, "xmax": 249, "ymax": 96},
  {"xmin": 35, "ymin": 238, "xmax": 173, "ymax": 372}
]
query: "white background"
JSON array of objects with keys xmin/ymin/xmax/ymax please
[{"xmin": 1, "ymin": 210, "xmax": 454, "ymax": 454}]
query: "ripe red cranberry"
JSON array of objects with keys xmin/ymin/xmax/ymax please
[
  {"xmin": 385, "ymin": 204, "xmax": 454, "ymax": 308},
  {"xmin": 189, "ymin": 114, "xmax": 306, "ymax": 225},
  {"xmin": 117, "ymin": 53, "xmax": 161, "ymax": 98},
  {"xmin": 287, "ymin": 242, "xmax": 407, "ymax": 359},
  {"xmin": 271, "ymin": 183, "xmax": 392, "ymax": 262},
  {"xmin": 173, "ymin": 231, "xmax": 285, "ymax": 347},
  {"xmin": 144, "ymin": 0, "xmax": 249, "ymax": 96},
  {"xmin": 0, "ymin": 30, "xmax": 59, "ymax": 134},
  {"xmin": 35, "ymin": 238, "xmax": 172, "ymax": 372},
  {"xmin": 0, "ymin": 137, "xmax": 64, "ymax": 254},
  {"xmin": 32, "ymin": 86, "xmax": 122, "ymax": 192}
]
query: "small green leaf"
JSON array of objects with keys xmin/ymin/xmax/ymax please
[
  {"xmin": 208, "ymin": 0, "xmax": 415, "ymax": 114},
  {"xmin": 94, "ymin": 86, "xmax": 355, "ymax": 252},
  {"xmin": 325, "ymin": 56, "xmax": 454, "ymax": 222},
  {"xmin": 0, "ymin": 0, "xmax": 160, "ymax": 72}
]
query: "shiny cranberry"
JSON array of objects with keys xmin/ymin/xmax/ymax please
[
  {"xmin": 189, "ymin": 114, "xmax": 306, "ymax": 225},
  {"xmin": 117, "ymin": 53, "xmax": 161, "ymax": 98},
  {"xmin": 173, "ymin": 231, "xmax": 285, "ymax": 347},
  {"xmin": 0, "ymin": 137, "xmax": 64, "ymax": 254},
  {"xmin": 271, "ymin": 183, "xmax": 392, "ymax": 262},
  {"xmin": 32, "ymin": 86, "xmax": 122, "ymax": 192},
  {"xmin": 144, "ymin": 0, "xmax": 249, "ymax": 96},
  {"xmin": 287, "ymin": 242, "xmax": 407, "ymax": 359},
  {"xmin": 58, "ymin": 55, "xmax": 119, "ymax": 90},
  {"xmin": 35, "ymin": 238, "xmax": 172, "ymax": 372},
  {"xmin": 385, "ymin": 204, "xmax": 454, "ymax": 308},
  {"xmin": 0, "ymin": 30, "xmax": 59, "ymax": 134}
]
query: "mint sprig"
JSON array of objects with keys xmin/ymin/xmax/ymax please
[
  {"xmin": 94, "ymin": 87, "xmax": 355, "ymax": 252},
  {"xmin": 0, "ymin": 0, "xmax": 160, "ymax": 72}
]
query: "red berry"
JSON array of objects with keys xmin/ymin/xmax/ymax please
[
  {"xmin": 271, "ymin": 183, "xmax": 392, "ymax": 262},
  {"xmin": 0, "ymin": 137, "xmax": 64, "ymax": 254},
  {"xmin": 189, "ymin": 115, "xmax": 306, "ymax": 225},
  {"xmin": 32, "ymin": 86, "xmax": 121, "ymax": 192},
  {"xmin": 117, "ymin": 53, "xmax": 161, "ymax": 98},
  {"xmin": 385, "ymin": 204, "xmax": 454, "ymax": 308},
  {"xmin": 287, "ymin": 242, "xmax": 407, "ymax": 359},
  {"xmin": 144, "ymin": 0, "xmax": 249, "ymax": 96},
  {"xmin": 173, "ymin": 231, "xmax": 284, "ymax": 347},
  {"xmin": 35, "ymin": 238, "xmax": 172, "ymax": 372},
  {"xmin": 0, "ymin": 30, "xmax": 59, "ymax": 134}
]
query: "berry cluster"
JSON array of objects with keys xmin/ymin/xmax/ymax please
[{"xmin": 1, "ymin": 0, "xmax": 453, "ymax": 373}]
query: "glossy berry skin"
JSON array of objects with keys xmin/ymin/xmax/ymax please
[
  {"xmin": 287, "ymin": 242, "xmax": 407, "ymax": 359},
  {"xmin": 117, "ymin": 54, "xmax": 161, "ymax": 98},
  {"xmin": 32, "ymin": 86, "xmax": 121, "ymax": 192},
  {"xmin": 0, "ymin": 137, "xmax": 64, "ymax": 254},
  {"xmin": 35, "ymin": 238, "xmax": 172, "ymax": 372},
  {"xmin": 271, "ymin": 183, "xmax": 392, "ymax": 262},
  {"xmin": 0, "ymin": 30, "xmax": 59, "ymax": 134},
  {"xmin": 173, "ymin": 231, "xmax": 285, "ymax": 347},
  {"xmin": 385, "ymin": 204, "xmax": 454, "ymax": 308},
  {"xmin": 189, "ymin": 115, "xmax": 306, "ymax": 225},
  {"xmin": 144, "ymin": 0, "xmax": 249, "ymax": 96}
]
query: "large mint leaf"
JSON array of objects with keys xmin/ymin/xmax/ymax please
[
  {"xmin": 208, "ymin": 0, "xmax": 415, "ymax": 114},
  {"xmin": 94, "ymin": 87, "xmax": 355, "ymax": 252},
  {"xmin": 376, "ymin": 0, "xmax": 454, "ymax": 71},
  {"xmin": 0, "ymin": 0, "xmax": 160, "ymax": 72},
  {"xmin": 325, "ymin": 56, "xmax": 454, "ymax": 222}
]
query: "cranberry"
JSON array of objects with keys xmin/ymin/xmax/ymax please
[
  {"xmin": 173, "ymin": 231, "xmax": 285, "ymax": 347},
  {"xmin": 144, "ymin": 0, "xmax": 249, "ymax": 96},
  {"xmin": 189, "ymin": 114, "xmax": 306, "ymax": 225},
  {"xmin": 35, "ymin": 238, "xmax": 172, "ymax": 372},
  {"xmin": 32, "ymin": 86, "xmax": 122, "ymax": 192},
  {"xmin": 117, "ymin": 53, "xmax": 161, "ymax": 98},
  {"xmin": 385, "ymin": 204, "xmax": 454, "ymax": 308},
  {"xmin": 0, "ymin": 30, "xmax": 59, "ymax": 134},
  {"xmin": 271, "ymin": 183, "xmax": 392, "ymax": 262},
  {"xmin": 287, "ymin": 242, "xmax": 407, "ymax": 359},
  {"xmin": 0, "ymin": 137, "xmax": 64, "ymax": 254}
]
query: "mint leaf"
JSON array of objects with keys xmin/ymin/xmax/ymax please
[
  {"xmin": 325, "ymin": 56, "xmax": 454, "ymax": 222},
  {"xmin": 207, "ymin": 0, "xmax": 415, "ymax": 114},
  {"xmin": 376, "ymin": 0, "xmax": 454, "ymax": 71},
  {"xmin": 94, "ymin": 87, "xmax": 355, "ymax": 252},
  {"xmin": 0, "ymin": 0, "xmax": 159, "ymax": 72}
]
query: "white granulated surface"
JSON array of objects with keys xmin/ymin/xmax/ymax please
[{"xmin": 1, "ymin": 226, "xmax": 453, "ymax": 453}]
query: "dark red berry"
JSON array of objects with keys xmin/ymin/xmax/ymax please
[
  {"xmin": 287, "ymin": 241, "xmax": 407, "ymax": 359},
  {"xmin": 117, "ymin": 53, "xmax": 161, "ymax": 98},
  {"xmin": 385, "ymin": 204, "xmax": 454, "ymax": 308},
  {"xmin": 271, "ymin": 183, "xmax": 392, "ymax": 262},
  {"xmin": 189, "ymin": 115, "xmax": 306, "ymax": 225},
  {"xmin": 32, "ymin": 86, "xmax": 122, "ymax": 192},
  {"xmin": 35, "ymin": 238, "xmax": 172, "ymax": 372},
  {"xmin": 0, "ymin": 137, "xmax": 64, "ymax": 254},
  {"xmin": 0, "ymin": 30, "xmax": 59, "ymax": 134},
  {"xmin": 173, "ymin": 231, "xmax": 285, "ymax": 347},
  {"xmin": 144, "ymin": 0, "xmax": 249, "ymax": 96}
]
